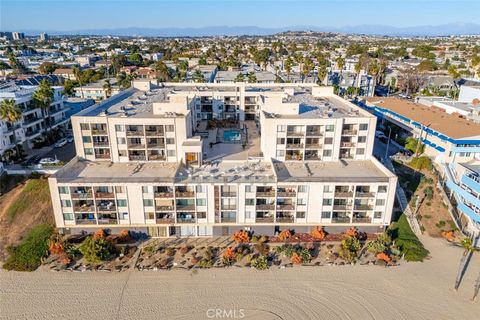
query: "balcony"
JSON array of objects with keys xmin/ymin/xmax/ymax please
[
  {"xmin": 276, "ymin": 204, "xmax": 295, "ymax": 210},
  {"xmin": 126, "ymin": 130, "xmax": 144, "ymax": 136},
  {"xmin": 256, "ymin": 216, "xmax": 274, "ymax": 223},
  {"xmin": 220, "ymin": 216, "xmax": 236, "ymax": 223},
  {"xmin": 147, "ymin": 142, "xmax": 165, "ymax": 148},
  {"xmin": 256, "ymin": 191, "xmax": 275, "ymax": 197},
  {"xmin": 305, "ymin": 143, "xmax": 322, "ymax": 148},
  {"xmin": 25, "ymin": 129, "xmax": 41, "ymax": 137},
  {"xmin": 75, "ymin": 219, "xmax": 97, "ymax": 225},
  {"xmin": 221, "ymin": 192, "xmax": 237, "ymax": 197},
  {"xmin": 129, "ymin": 155, "xmax": 146, "ymax": 161},
  {"xmin": 175, "ymin": 191, "xmax": 195, "ymax": 198},
  {"xmin": 287, "ymin": 131, "xmax": 305, "ymax": 137},
  {"xmin": 127, "ymin": 143, "xmax": 145, "ymax": 149},
  {"xmin": 23, "ymin": 117, "xmax": 42, "ymax": 125},
  {"xmin": 356, "ymin": 192, "xmax": 376, "ymax": 198},
  {"xmin": 306, "ymin": 131, "xmax": 322, "ymax": 136},
  {"xmin": 71, "ymin": 191, "xmax": 93, "ymax": 199},
  {"xmin": 354, "ymin": 204, "xmax": 373, "ymax": 211},
  {"xmin": 91, "ymin": 129, "xmax": 107, "ymax": 135},
  {"xmin": 95, "ymin": 153, "xmax": 111, "ymax": 159},
  {"xmin": 145, "ymin": 130, "xmax": 164, "ymax": 136},
  {"xmin": 97, "ymin": 204, "xmax": 117, "ymax": 212},
  {"xmin": 156, "ymin": 217, "xmax": 175, "ymax": 224},
  {"xmin": 177, "ymin": 215, "xmax": 196, "ymax": 223},
  {"xmin": 332, "ymin": 217, "xmax": 351, "ymax": 223},
  {"xmin": 98, "ymin": 218, "xmax": 118, "ymax": 224},
  {"xmin": 221, "ymin": 205, "xmax": 237, "ymax": 210},
  {"xmin": 304, "ymin": 155, "xmax": 321, "ymax": 161},
  {"xmin": 176, "ymin": 204, "xmax": 195, "ymax": 211},
  {"xmin": 342, "ymin": 129, "xmax": 357, "ymax": 135},
  {"xmin": 285, "ymin": 154, "xmax": 303, "ymax": 161},
  {"xmin": 335, "ymin": 191, "xmax": 354, "ymax": 198},
  {"xmin": 148, "ymin": 154, "xmax": 166, "ymax": 161},
  {"xmin": 340, "ymin": 142, "xmax": 356, "ymax": 148},
  {"xmin": 256, "ymin": 204, "xmax": 275, "ymax": 210},
  {"xmin": 93, "ymin": 141, "xmax": 109, "ymax": 147},
  {"xmin": 154, "ymin": 192, "xmax": 174, "ymax": 198},
  {"xmin": 352, "ymin": 217, "xmax": 372, "ymax": 223},
  {"xmin": 286, "ymin": 143, "xmax": 304, "ymax": 149},
  {"xmin": 155, "ymin": 205, "xmax": 175, "ymax": 211},
  {"xmin": 276, "ymin": 215, "xmax": 295, "ymax": 223},
  {"xmin": 277, "ymin": 191, "xmax": 296, "ymax": 197},
  {"xmin": 95, "ymin": 192, "xmax": 115, "ymax": 199},
  {"xmin": 333, "ymin": 204, "xmax": 352, "ymax": 210},
  {"xmin": 74, "ymin": 205, "xmax": 95, "ymax": 212}
]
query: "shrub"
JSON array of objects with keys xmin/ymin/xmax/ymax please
[
  {"xmin": 222, "ymin": 247, "xmax": 236, "ymax": 266},
  {"xmin": 366, "ymin": 240, "xmax": 386, "ymax": 254},
  {"xmin": 278, "ymin": 229, "xmax": 292, "ymax": 241},
  {"xmin": 345, "ymin": 227, "xmax": 359, "ymax": 238},
  {"xmin": 376, "ymin": 252, "xmax": 391, "ymax": 263},
  {"xmin": 251, "ymin": 255, "xmax": 268, "ymax": 270},
  {"xmin": 424, "ymin": 186, "xmax": 434, "ymax": 200},
  {"xmin": 254, "ymin": 243, "xmax": 270, "ymax": 256},
  {"xmin": 298, "ymin": 248, "xmax": 312, "ymax": 263},
  {"xmin": 410, "ymin": 156, "xmax": 432, "ymax": 171},
  {"xmin": 291, "ymin": 252, "xmax": 302, "ymax": 264},
  {"xmin": 143, "ymin": 244, "xmax": 157, "ymax": 255},
  {"xmin": 388, "ymin": 214, "xmax": 429, "ymax": 262},
  {"xmin": 165, "ymin": 247, "xmax": 176, "ymax": 256},
  {"xmin": 310, "ymin": 226, "xmax": 326, "ymax": 240},
  {"xmin": 3, "ymin": 224, "xmax": 54, "ymax": 271},
  {"xmin": 198, "ymin": 259, "xmax": 213, "ymax": 268},
  {"xmin": 79, "ymin": 235, "xmax": 116, "ymax": 264},
  {"xmin": 232, "ymin": 230, "xmax": 250, "ymax": 243},
  {"xmin": 340, "ymin": 236, "xmax": 361, "ymax": 262},
  {"xmin": 435, "ymin": 220, "xmax": 446, "ymax": 229}
]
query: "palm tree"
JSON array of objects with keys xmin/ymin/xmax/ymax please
[
  {"xmin": 285, "ymin": 57, "xmax": 293, "ymax": 81},
  {"xmin": 73, "ymin": 66, "xmax": 84, "ymax": 98},
  {"xmin": 192, "ymin": 69, "xmax": 204, "ymax": 83},
  {"xmin": 155, "ymin": 61, "xmax": 170, "ymax": 82},
  {"xmin": 454, "ymin": 237, "xmax": 479, "ymax": 291},
  {"xmin": 336, "ymin": 57, "xmax": 345, "ymax": 71},
  {"xmin": 317, "ymin": 65, "xmax": 327, "ymax": 85},
  {"xmin": 234, "ymin": 73, "xmax": 245, "ymax": 83},
  {"xmin": 103, "ymin": 79, "xmax": 112, "ymax": 98},
  {"xmin": 247, "ymin": 72, "xmax": 257, "ymax": 83},
  {"xmin": 32, "ymin": 79, "xmax": 54, "ymax": 131},
  {"xmin": 0, "ymin": 98, "xmax": 22, "ymax": 159}
]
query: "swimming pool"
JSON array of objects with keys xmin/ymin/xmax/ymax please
[{"xmin": 223, "ymin": 129, "xmax": 242, "ymax": 143}]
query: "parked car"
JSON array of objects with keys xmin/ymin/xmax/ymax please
[
  {"xmin": 39, "ymin": 158, "xmax": 60, "ymax": 165},
  {"xmin": 375, "ymin": 131, "xmax": 387, "ymax": 139},
  {"xmin": 54, "ymin": 138, "xmax": 67, "ymax": 148},
  {"xmin": 66, "ymin": 135, "xmax": 74, "ymax": 143},
  {"xmin": 24, "ymin": 155, "xmax": 41, "ymax": 166}
]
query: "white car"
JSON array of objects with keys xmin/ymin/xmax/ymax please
[
  {"xmin": 54, "ymin": 138, "xmax": 67, "ymax": 148},
  {"xmin": 39, "ymin": 158, "xmax": 60, "ymax": 165}
]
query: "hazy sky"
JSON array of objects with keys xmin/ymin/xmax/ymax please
[{"xmin": 1, "ymin": 0, "xmax": 479, "ymax": 31}]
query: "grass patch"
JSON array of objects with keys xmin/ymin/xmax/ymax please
[
  {"xmin": 388, "ymin": 214, "xmax": 429, "ymax": 262},
  {"xmin": 3, "ymin": 224, "xmax": 54, "ymax": 271},
  {"xmin": 6, "ymin": 178, "xmax": 51, "ymax": 223}
]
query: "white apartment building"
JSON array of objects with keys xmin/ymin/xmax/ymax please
[
  {"xmin": 0, "ymin": 83, "xmax": 69, "ymax": 157},
  {"xmin": 48, "ymin": 81, "xmax": 397, "ymax": 237}
]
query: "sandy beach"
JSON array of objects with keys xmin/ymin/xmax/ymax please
[{"xmin": 1, "ymin": 236, "xmax": 479, "ymax": 320}]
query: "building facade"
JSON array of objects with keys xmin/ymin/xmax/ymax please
[{"xmin": 48, "ymin": 81, "xmax": 397, "ymax": 237}]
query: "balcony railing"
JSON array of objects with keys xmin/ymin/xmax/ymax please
[
  {"xmin": 287, "ymin": 131, "xmax": 305, "ymax": 137},
  {"xmin": 306, "ymin": 131, "xmax": 322, "ymax": 136},
  {"xmin": 127, "ymin": 143, "xmax": 145, "ymax": 149},
  {"xmin": 304, "ymin": 155, "xmax": 321, "ymax": 161},
  {"xmin": 129, "ymin": 155, "xmax": 146, "ymax": 161},
  {"xmin": 276, "ymin": 204, "xmax": 295, "ymax": 210},
  {"xmin": 354, "ymin": 204, "xmax": 374, "ymax": 211},
  {"xmin": 286, "ymin": 143, "xmax": 304, "ymax": 149},
  {"xmin": 356, "ymin": 192, "xmax": 376, "ymax": 198},
  {"xmin": 176, "ymin": 204, "xmax": 195, "ymax": 211},
  {"xmin": 352, "ymin": 217, "xmax": 372, "ymax": 223},
  {"xmin": 98, "ymin": 218, "xmax": 118, "ymax": 224},
  {"xmin": 256, "ymin": 216, "xmax": 274, "ymax": 223},
  {"xmin": 256, "ymin": 191, "xmax": 275, "ymax": 197},
  {"xmin": 335, "ymin": 191, "xmax": 354, "ymax": 197},
  {"xmin": 148, "ymin": 154, "xmax": 166, "ymax": 161},
  {"xmin": 95, "ymin": 153, "xmax": 111, "ymax": 159},
  {"xmin": 71, "ymin": 192, "xmax": 93, "ymax": 199},
  {"xmin": 177, "ymin": 216, "xmax": 196, "ymax": 223},
  {"xmin": 154, "ymin": 192, "xmax": 174, "ymax": 198},
  {"xmin": 276, "ymin": 216, "xmax": 295, "ymax": 223},
  {"xmin": 256, "ymin": 204, "xmax": 275, "ymax": 210},
  {"xmin": 147, "ymin": 142, "xmax": 165, "ymax": 148},
  {"xmin": 93, "ymin": 141, "xmax": 109, "ymax": 147},
  {"xmin": 126, "ymin": 130, "xmax": 144, "ymax": 136},
  {"xmin": 175, "ymin": 191, "xmax": 195, "ymax": 198},
  {"xmin": 74, "ymin": 206, "xmax": 95, "ymax": 212},
  {"xmin": 341, "ymin": 142, "xmax": 356, "ymax": 148},
  {"xmin": 342, "ymin": 129, "xmax": 357, "ymax": 135},
  {"xmin": 305, "ymin": 143, "xmax": 322, "ymax": 148},
  {"xmin": 95, "ymin": 192, "xmax": 115, "ymax": 199},
  {"xmin": 277, "ymin": 191, "xmax": 296, "ymax": 197},
  {"xmin": 220, "ymin": 216, "xmax": 236, "ymax": 223},
  {"xmin": 91, "ymin": 129, "xmax": 107, "ymax": 135},
  {"xmin": 332, "ymin": 217, "xmax": 351, "ymax": 223},
  {"xmin": 97, "ymin": 205, "xmax": 117, "ymax": 212},
  {"xmin": 285, "ymin": 154, "xmax": 303, "ymax": 161},
  {"xmin": 75, "ymin": 219, "xmax": 96, "ymax": 225},
  {"xmin": 156, "ymin": 218, "xmax": 175, "ymax": 224},
  {"xmin": 221, "ymin": 205, "xmax": 237, "ymax": 210},
  {"xmin": 145, "ymin": 130, "xmax": 164, "ymax": 136},
  {"xmin": 221, "ymin": 192, "xmax": 237, "ymax": 197},
  {"xmin": 155, "ymin": 205, "xmax": 175, "ymax": 211},
  {"xmin": 333, "ymin": 205, "xmax": 352, "ymax": 210}
]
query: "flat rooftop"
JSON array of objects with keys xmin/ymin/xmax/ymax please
[
  {"xmin": 54, "ymin": 158, "xmax": 179, "ymax": 184},
  {"xmin": 365, "ymin": 97, "xmax": 480, "ymax": 140},
  {"xmin": 273, "ymin": 160, "xmax": 393, "ymax": 183}
]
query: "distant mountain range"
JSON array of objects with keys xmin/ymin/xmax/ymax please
[{"xmin": 18, "ymin": 23, "xmax": 480, "ymax": 37}]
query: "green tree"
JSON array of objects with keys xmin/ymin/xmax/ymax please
[
  {"xmin": 192, "ymin": 69, "xmax": 204, "ymax": 83},
  {"xmin": 155, "ymin": 60, "xmax": 170, "ymax": 81},
  {"xmin": 302, "ymin": 57, "xmax": 314, "ymax": 82},
  {"xmin": 234, "ymin": 73, "xmax": 245, "ymax": 83},
  {"xmin": 336, "ymin": 57, "xmax": 345, "ymax": 71},
  {"xmin": 247, "ymin": 72, "xmax": 257, "ymax": 83},
  {"xmin": 32, "ymin": 79, "xmax": 54, "ymax": 129},
  {"xmin": 0, "ymin": 98, "xmax": 23, "ymax": 159},
  {"xmin": 284, "ymin": 57, "xmax": 293, "ymax": 81},
  {"xmin": 103, "ymin": 79, "xmax": 112, "ymax": 98},
  {"xmin": 62, "ymin": 79, "xmax": 75, "ymax": 96},
  {"xmin": 317, "ymin": 65, "xmax": 327, "ymax": 85},
  {"xmin": 38, "ymin": 62, "xmax": 61, "ymax": 74}
]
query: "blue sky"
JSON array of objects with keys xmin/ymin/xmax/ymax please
[{"xmin": 1, "ymin": 0, "xmax": 479, "ymax": 31}]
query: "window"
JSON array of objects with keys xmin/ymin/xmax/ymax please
[
  {"xmin": 142, "ymin": 186, "xmax": 150, "ymax": 193},
  {"xmin": 356, "ymin": 148, "xmax": 365, "ymax": 155},
  {"xmin": 323, "ymin": 199, "xmax": 332, "ymax": 206},
  {"xmin": 117, "ymin": 199, "xmax": 127, "ymax": 207},
  {"xmin": 323, "ymin": 149, "xmax": 332, "ymax": 157},
  {"xmin": 60, "ymin": 200, "xmax": 71, "ymax": 207},
  {"xmin": 245, "ymin": 211, "xmax": 254, "ymax": 219},
  {"xmin": 63, "ymin": 213, "xmax": 74, "ymax": 221},
  {"xmin": 358, "ymin": 136, "xmax": 367, "ymax": 143},
  {"xmin": 58, "ymin": 186, "xmax": 69, "ymax": 194},
  {"xmin": 197, "ymin": 212, "xmax": 207, "ymax": 219},
  {"xmin": 297, "ymin": 198, "xmax": 307, "ymax": 206},
  {"xmin": 277, "ymin": 125, "xmax": 286, "ymax": 132},
  {"xmin": 359, "ymin": 123, "xmax": 368, "ymax": 131},
  {"xmin": 167, "ymin": 150, "xmax": 176, "ymax": 157},
  {"xmin": 145, "ymin": 212, "xmax": 155, "ymax": 220},
  {"xmin": 276, "ymin": 137, "xmax": 285, "ymax": 144},
  {"xmin": 84, "ymin": 148, "xmax": 93, "ymax": 155},
  {"xmin": 324, "ymin": 137, "xmax": 333, "ymax": 144},
  {"xmin": 80, "ymin": 123, "xmax": 90, "ymax": 130},
  {"xmin": 143, "ymin": 199, "xmax": 154, "ymax": 207},
  {"xmin": 325, "ymin": 125, "xmax": 334, "ymax": 132},
  {"xmin": 115, "ymin": 124, "xmax": 124, "ymax": 132},
  {"xmin": 119, "ymin": 212, "xmax": 129, "ymax": 220},
  {"xmin": 276, "ymin": 150, "xmax": 285, "ymax": 157},
  {"xmin": 165, "ymin": 125, "xmax": 174, "ymax": 132},
  {"xmin": 298, "ymin": 185, "xmax": 308, "ymax": 193},
  {"xmin": 323, "ymin": 185, "xmax": 331, "ymax": 192},
  {"xmin": 376, "ymin": 199, "xmax": 386, "ymax": 206},
  {"xmin": 196, "ymin": 185, "xmax": 206, "ymax": 193},
  {"xmin": 321, "ymin": 211, "xmax": 331, "ymax": 219},
  {"xmin": 378, "ymin": 185, "xmax": 387, "ymax": 193},
  {"xmin": 166, "ymin": 138, "xmax": 175, "ymax": 144},
  {"xmin": 115, "ymin": 186, "xmax": 125, "ymax": 193},
  {"xmin": 245, "ymin": 198, "xmax": 255, "ymax": 206},
  {"xmin": 82, "ymin": 136, "xmax": 91, "ymax": 143},
  {"xmin": 296, "ymin": 211, "xmax": 306, "ymax": 219},
  {"xmin": 245, "ymin": 185, "xmax": 253, "ymax": 193},
  {"xmin": 196, "ymin": 199, "xmax": 207, "ymax": 206},
  {"xmin": 116, "ymin": 137, "xmax": 126, "ymax": 144},
  {"xmin": 374, "ymin": 211, "xmax": 383, "ymax": 219}
]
